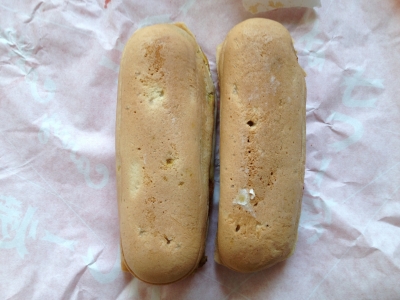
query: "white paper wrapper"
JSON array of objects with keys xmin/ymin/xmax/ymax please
[{"xmin": 1, "ymin": 0, "xmax": 400, "ymax": 299}]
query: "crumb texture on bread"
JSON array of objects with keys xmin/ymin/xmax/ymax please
[
  {"xmin": 216, "ymin": 18, "xmax": 306, "ymax": 273},
  {"xmin": 116, "ymin": 23, "xmax": 214, "ymax": 284}
]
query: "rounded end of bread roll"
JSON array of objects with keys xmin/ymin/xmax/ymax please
[
  {"xmin": 121, "ymin": 243, "xmax": 205, "ymax": 284},
  {"xmin": 216, "ymin": 225, "xmax": 298, "ymax": 273},
  {"xmin": 215, "ymin": 18, "xmax": 306, "ymax": 273}
]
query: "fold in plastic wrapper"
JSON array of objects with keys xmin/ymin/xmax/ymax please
[{"xmin": 243, "ymin": 0, "xmax": 321, "ymax": 14}]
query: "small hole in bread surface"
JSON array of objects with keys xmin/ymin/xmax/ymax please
[
  {"xmin": 247, "ymin": 120, "xmax": 254, "ymax": 127},
  {"xmin": 236, "ymin": 225, "xmax": 240, "ymax": 232},
  {"xmin": 164, "ymin": 235, "xmax": 172, "ymax": 244}
]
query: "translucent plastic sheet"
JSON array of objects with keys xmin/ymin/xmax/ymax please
[{"xmin": 1, "ymin": 0, "xmax": 400, "ymax": 299}]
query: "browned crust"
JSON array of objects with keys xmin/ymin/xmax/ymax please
[
  {"xmin": 116, "ymin": 23, "xmax": 215, "ymax": 284},
  {"xmin": 215, "ymin": 18, "xmax": 306, "ymax": 273}
]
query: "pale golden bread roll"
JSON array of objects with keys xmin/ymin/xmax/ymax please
[
  {"xmin": 215, "ymin": 18, "xmax": 306, "ymax": 272},
  {"xmin": 116, "ymin": 23, "xmax": 215, "ymax": 284}
]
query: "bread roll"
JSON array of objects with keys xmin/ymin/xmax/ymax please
[
  {"xmin": 215, "ymin": 18, "xmax": 306, "ymax": 272},
  {"xmin": 116, "ymin": 23, "xmax": 215, "ymax": 284}
]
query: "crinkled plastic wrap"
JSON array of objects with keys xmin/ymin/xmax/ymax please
[
  {"xmin": 242, "ymin": 0, "xmax": 320, "ymax": 14},
  {"xmin": 1, "ymin": 0, "xmax": 400, "ymax": 299}
]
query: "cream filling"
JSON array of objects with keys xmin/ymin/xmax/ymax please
[{"xmin": 233, "ymin": 188, "xmax": 256, "ymax": 216}]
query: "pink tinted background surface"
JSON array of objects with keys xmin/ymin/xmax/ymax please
[{"xmin": 1, "ymin": 0, "xmax": 400, "ymax": 299}]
